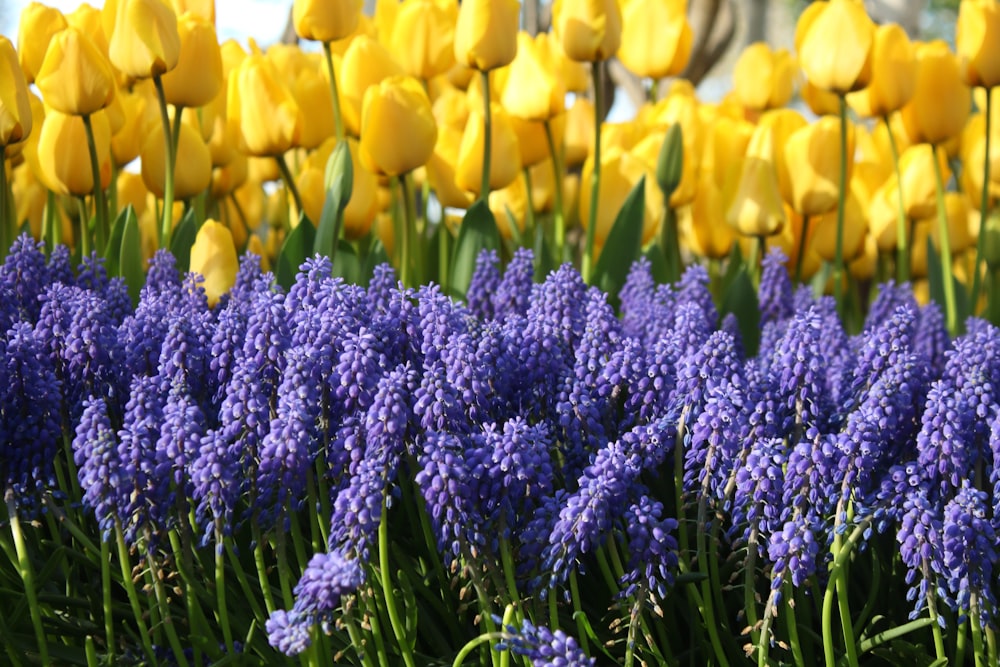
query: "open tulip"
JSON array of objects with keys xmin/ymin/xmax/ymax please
[
  {"xmin": 390, "ymin": 0, "xmax": 457, "ymax": 80},
  {"xmin": 189, "ymin": 219, "xmax": 238, "ymax": 307},
  {"xmin": 845, "ymin": 24, "xmax": 916, "ymax": 118},
  {"xmin": 36, "ymin": 109, "xmax": 112, "ymax": 197},
  {"xmin": 732, "ymin": 43, "xmax": 795, "ymax": 111},
  {"xmin": 618, "ymin": 0, "xmax": 691, "ymax": 80},
  {"xmin": 502, "ymin": 33, "xmax": 565, "ymax": 122},
  {"xmin": 108, "ymin": 0, "xmax": 181, "ymax": 80},
  {"xmin": 453, "ymin": 0, "xmax": 520, "ymax": 71},
  {"xmin": 36, "ymin": 28, "xmax": 116, "ymax": 117},
  {"xmin": 293, "ymin": 0, "xmax": 362, "ymax": 43},
  {"xmin": 160, "ymin": 11, "xmax": 223, "ymax": 108},
  {"xmin": 455, "ymin": 103, "xmax": 521, "ymax": 193},
  {"xmin": 957, "ymin": 0, "xmax": 1000, "ymax": 88},
  {"xmin": 141, "ymin": 118, "xmax": 211, "ymax": 199},
  {"xmin": 552, "ymin": 0, "xmax": 622, "ymax": 62},
  {"xmin": 537, "ymin": 31, "xmax": 590, "ymax": 92},
  {"xmin": 796, "ymin": 0, "xmax": 875, "ymax": 94},
  {"xmin": 228, "ymin": 53, "xmax": 302, "ymax": 156},
  {"xmin": 900, "ymin": 41, "xmax": 971, "ymax": 145},
  {"xmin": 360, "ymin": 75, "xmax": 437, "ymax": 177},
  {"xmin": 17, "ymin": 2, "xmax": 68, "ymax": 83},
  {"xmin": 784, "ymin": 115, "xmax": 855, "ymax": 217},
  {"xmin": 0, "ymin": 37, "xmax": 33, "ymax": 149}
]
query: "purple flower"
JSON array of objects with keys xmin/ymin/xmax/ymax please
[
  {"xmin": 0, "ymin": 234, "xmax": 50, "ymax": 326},
  {"xmin": 73, "ymin": 397, "xmax": 121, "ymax": 536},
  {"xmin": 767, "ymin": 515, "xmax": 821, "ymax": 588},
  {"xmin": 115, "ymin": 375, "xmax": 167, "ymax": 545},
  {"xmin": 619, "ymin": 257, "xmax": 656, "ymax": 339},
  {"xmin": 758, "ymin": 249, "xmax": 792, "ymax": 326},
  {"xmin": 617, "ymin": 495, "xmax": 679, "ymax": 603},
  {"xmin": 731, "ymin": 438, "xmax": 786, "ymax": 552},
  {"xmin": 941, "ymin": 484, "xmax": 998, "ymax": 628},
  {"xmin": 467, "ymin": 249, "xmax": 501, "ymax": 320},
  {"xmin": 896, "ymin": 487, "xmax": 944, "ymax": 621},
  {"xmin": 190, "ymin": 426, "xmax": 242, "ymax": 547},
  {"xmin": 493, "ymin": 247, "xmax": 534, "ymax": 319},
  {"xmin": 498, "ymin": 619, "xmax": 595, "ymax": 667}
]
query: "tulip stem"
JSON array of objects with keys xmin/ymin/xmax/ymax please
[
  {"xmin": 276, "ymin": 154, "xmax": 304, "ymax": 224},
  {"xmin": 480, "ymin": 70, "xmax": 493, "ymax": 201},
  {"xmin": 322, "ymin": 42, "xmax": 345, "ymax": 142},
  {"xmin": 795, "ymin": 216, "xmax": 811, "ymax": 283},
  {"xmin": 544, "ymin": 120, "xmax": 566, "ymax": 262},
  {"xmin": 0, "ymin": 152, "xmax": 8, "ymax": 261},
  {"xmin": 582, "ymin": 61, "xmax": 604, "ymax": 284},
  {"xmin": 76, "ymin": 197, "xmax": 92, "ymax": 260},
  {"xmin": 523, "ymin": 167, "xmax": 536, "ymax": 244},
  {"xmin": 153, "ymin": 76, "xmax": 177, "ymax": 249},
  {"xmin": 883, "ymin": 114, "xmax": 910, "ymax": 284},
  {"xmin": 932, "ymin": 143, "xmax": 959, "ymax": 335},
  {"xmin": 972, "ymin": 87, "xmax": 993, "ymax": 313},
  {"xmin": 833, "ymin": 95, "xmax": 848, "ymax": 321},
  {"xmin": 81, "ymin": 114, "xmax": 108, "ymax": 256},
  {"xmin": 397, "ymin": 174, "xmax": 417, "ymax": 287}
]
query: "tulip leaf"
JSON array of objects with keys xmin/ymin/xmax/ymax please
[
  {"xmin": 592, "ymin": 175, "xmax": 646, "ymax": 301},
  {"xmin": 926, "ymin": 235, "xmax": 969, "ymax": 336},
  {"xmin": 450, "ymin": 200, "xmax": 500, "ymax": 299},
  {"xmin": 314, "ymin": 140, "xmax": 354, "ymax": 262},
  {"xmin": 504, "ymin": 205, "xmax": 523, "ymax": 248},
  {"xmin": 533, "ymin": 223, "xmax": 554, "ymax": 282},
  {"xmin": 119, "ymin": 208, "xmax": 145, "ymax": 307},
  {"xmin": 276, "ymin": 215, "xmax": 317, "ymax": 290},
  {"xmin": 104, "ymin": 205, "xmax": 136, "ymax": 278},
  {"xmin": 719, "ymin": 265, "xmax": 760, "ymax": 357},
  {"xmin": 643, "ymin": 243, "xmax": 670, "ymax": 285},
  {"xmin": 169, "ymin": 208, "xmax": 198, "ymax": 274},
  {"xmin": 331, "ymin": 239, "xmax": 361, "ymax": 284}
]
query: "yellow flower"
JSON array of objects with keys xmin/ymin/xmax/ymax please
[
  {"xmin": 141, "ymin": 117, "xmax": 211, "ymax": 198},
  {"xmin": 228, "ymin": 53, "xmax": 302, "ymax": 156},
  {"xmin": 537, "ymin": 31, "xmax": 590, "ymax": 92},
  {"xmin": 681, "ymin": 168, "xmax": 735, "ymax": 260},
  {"xmin": 489, "ymin": 175, "xmax": 529, "ymax": 239},
  {"xmin": 17, "ymin": 2, "xmax": 68, "ymax": 84},
  {"xmin": 110, "ymin": 89, "xmax": 149, "ymax": 167},
  {"xmin": 453, "ymin": 0, "xmax": 520, "ymax": 71},
  {"xmin": 455, "ymin": 103, "xmax": 521, "ymax": 194},
  {"xmin": 169, "ymin": 0, "xmax": 215, "ymax": 24},
  {"xmin": 36, "ymin": 109, "xmax": 112, "ymax": 197},
  {"xmin": 293, "ymin": 0, "xmax": 362, "ymax": 43},
  {"xmin": 189, "ymin": 219, "xmax": 238, "ymax": 307},
  {"xmin": 552, "ymin": 0, "xmax": 622, "ymax": 62},
  {"xmin": 425, "ymin": 125, "xmax": 476, "ymax": 209},
  {"xmin": 707, "ymin": 114, "xmax": 754, "ymax": 190},
  {"xmin": 845, "ymin": 23, "xmax": 916, "ymax": 118},
  {"xmin": 35, "ymin": 27, "xmax": 116, "ymax": 117},
  {"xmin": 390, "ymin": 0, "xmax": 457, "ymax": 80},
  {"xmin": 809, "ymin": 177, "xmax": 867, "ymax": 262},
  {"xmin": 957, "ymin": 0, "xmax": 1000, "ymax": 88},
  {"xmin": 300, "ymin": 137, "xmax": 380, "ymax": 239},
  {"xmin": 580, "ymin": 147, "xmax": 663, "ymax": 251},
  {"xmin": 340, "ymin": 35, "xmax": 404, "ymax": 137},
  {"xmin": 900, "ymin": 41, "xmax": 972, "ymax": 145},
  {"xmin": 726, "ymin": 123, "xmax": 787, "ymax": 237},
  {"xmin": 783, "ymin": 115, "xmax": 854, "ymax": 217},
  {"xmin": 509, "ymin": 115, "xmax": 555, "ymax": 168},
  {"xmin": 757, "ymin": 108, "xmax": 808, "ymax": 205},
  {"xmin": 67, "ymin": 4, "xmax": 111, "ymax": 59},
  {"xmin": 108, "ymin": 0, "xmax": 181, "ymax": 79},
  {"xmin": 359, "ymin": 75, "xmax": 437, "ymax": 176},
  {"xmin": 211, "ymin": 151, "xmax": 248, "ymax": 198},
  {"xmin": 898, "ymin": 143, "xmax": 950, "ymax": 220},
  {"xmin": 733, "ymin": 43, "xmax": 795, "ymax": 111},
  {"xmin": 796, "ymin": 0, "xmax": 875, "ymax": 94},
  {"xmin": 618, "ymin": 0, "xmax": 691, "ymax": 79},
  {"xmin": 291, "ymin": 68, "xmax": 335, "ymax": 150},
  {"xmin": 160, "ymin": 11, "xmax": 223, "ymax": 108},
  {"xmin": 501, "ymin": 32, "xmax": 565, "ymax": 122},
  {"xmin": 0, "ymin": 36, "xmax": 33, "ymax": 148},
  {"xmin": 563, "ymin": 96, "xmax": 595, "ymax": 168},
  {"xmin": 927, "ymin": 191, "xmax": 974, "ymax": 255}
]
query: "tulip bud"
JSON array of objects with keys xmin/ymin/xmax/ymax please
[
  {"xmin": 454, "ymin": 0, "xmax": 520, "ymax": 71},
  {"xmin": 36, "ymin": 28, "xmax": 117, "ymax": 117},
  {"xmin": 189, "ymin": 219, "xmax": 238, "ymax": 307},
  {"xmin": 455, "ymin": 103, "xmax": 521, "ymax": 194},
  {"xmin": 36, "ymin": 109, "xmax": 112, "ymax": 196},
  {"xmin": 796, "ymin": 0, "xmax": 875, "ymax": 94},
  {"xmin": 845, "ymin": 24, "xmax": 916, "ymax": 118},
  {"xmin": 502, "ymin": 33, "xmax": 565, "ymax": 122},
  {"xmin": 681, "ymin": 168, "xmax": 735, "ymax": 260},
  {"xmin": 359, "ymin": 75, "xmax": 437, "ymax": 177},
  {"xmin": 160, "ymin": 12, "xmax": 223, "ymax": 108},
  {"xmin": 655, "ymin": 122, "xmax": 684, "ymax": 201},
  {"xmin": 0, "ymin": 36, "xmax": 33, "ymax": 148},
  {"xmin": 340, "ymin": 36, "xmax": 405, "ymax": 137},
  {"xmin": 141, "ymin": 118, "xmax": 212, "ymax": 199},
  {"xmin": 726, "ymin": 124, "xmax": 787, "ymax": 237},
  {"xmin": 425, "ymin": 125, "xmax": 476, "ymax": 209},
  {"xmin": 293, "ymin": 0, "xmax": 362, "ymax": 43},
  {"xmin": 898, "ymin": 143, "xmax": 950, "ymax": 220},
  {"xmin": 732, "ymin": 43, "xmax": 795, "ymax": 111},
  {"xmin": 900, "ymin": 41, "xmax": 972, "ymax": 145},
  {"xmin": 17, "ymin": 2, "xmax": 68, "ymax": 84},
  {"xmin": 109, "ymin": 0, "xmax": 181, "ymax": 79},
  {"xmin": 553, "ymin": 0, "xmax": 622, "ymax": 63},
  {"xmin": 618, "ymin": 0, "xmax": 691, "ymax": 79},
  {"xmin": 291, "ymin": 68, "xmax": 335, "ymax": 150},
  {"xmin": 810, "ymin": 178, "xmax": 867, "ymax": 262},
  {"xmin": 783, "ymin": 116, "xmax": 855, "ymax": 218},
  {"xmin": 170, "ymin": 0, "xmax": 215, "ymax": 24},
  {"xmin": 957, "ymin": 0, "xmax": 1000, "ymax": 89},
  {"xmin": 67, "ymin": 4, "xmax": 111, "ymax": 58},
  {"xmin": 563, "ymin": 97, "xmax": 595, "ymax": 168},
  {"xmin": 228, "ymin": 54, "xmax": 303, "ymax": 156},
  {"xmin": 390, "ymin": 0, "xmax": 457, "ymax": 80}
]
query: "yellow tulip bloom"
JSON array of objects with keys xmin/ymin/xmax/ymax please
[
  {"xmin": 228, "ymin": 53, "xmax": 302, "ymax": 156},
  {"xmin": 359, "ymin": 75, "xmax": 438, "ymax": 177},
  {"xmin": 618, "ymin": 0, "xmax": 691, "ymax": 79},
  {"xmin": 552, "ymin": 0, "xmax": 622, "ymax": 63},
  {"xmin": 732, "ymin": 43, "xmax": 795, "ymax": 111},
  {"xmin": 189, "ymin": 219, "xmax": 238, "ymax": 307},
  {"xmin": 36, "ymin": 28, "xmax": 116, "ymax": 117},
  {"xmin": 783, "ymin": 116, "xmax": 855, "ymax": 217},
  {"xmin": 502, "ymin": 32, "xmax": 565, "ymax": 122},
  {"xmin": 0, "ymin": 36, "xmax": 33, "ymax": 148},
  {"xmin": 141, "ymin": 118, "xmax": 211, "ymax": 199},
  {"xmin": 957, "ymin": 0, "xmax": 1000, "ymax": 89},
  {"xmin": 455, "ymin": 103, "xmax": 521, "ymax": 193},
  {"xmin": 453, "ymin": 0, "xmax": 520, "ymax": 71},
  {"xmin": 726, "ymin": 124, "xmax": 787, "ymax": 237},
  {"xmin": 340, "ymin": 36, "xmax": 404, "ymax": 137},
  {"xmin": 898, "ymin": 143, "xmax": 950, "ymax": 220},
  {"xmin": 160, "ymin": 11, "xmax": 223, "ymax": 108},
  {"xmin": 580, "ymin": 147, "xmax": 663, "ymax": 250},
  {"xmin": 900, "ymin": 41, "xmax": 972, "ymax": 145},
  {"xmin": 108, "ymin": 0, "xmax": 181, "ymax": 79},
  {"xmin": 796, "ymin": 0, "xmax": 875, "ymax": 94},
  {"xmin": 390, "ymin": 0, "xmax": 457, "ymax": 80},
  {"xmin": 17, "ymin": 2, "xmax": 68, "ymax": 84},
  {"xmin": 845, "ymin": 24, "xmax": 916, "ymax": 118},
  {"xmin": 36, "ymin": 109, "xmax": 112, "ymax": 197},
  {"xmin": 293, "ymin": 0, "xmax": 362, "ymax": 43}
]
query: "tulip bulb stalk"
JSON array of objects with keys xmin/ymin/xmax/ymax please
[
  {"xmin": 582, "ymin": 61, "xmax": 605, "ymax": 284},
  {"xmin": 931, "ymin": 144, "xmax": 959, "ymax": 335},
  {"xmin": 275, "ymin": 154, "xmax": 304, "ymax": 226},
  {"xmin": 81, "ymin": 114, "xmax": 109, "ymax": 255},
  {"xmin": 972, "ymin": 89, "xmax": 994, "ymax": 312},
  {"xmin": 544, "ymin": 120, "xmax": 566, "ymax": 260},
  {"xmin": 883, "ymin": 114, "xmax": 910, "ymax": 284},
  {"xmin": 322, "ymin": 42, "xmax": 346, "ymax": 142},
  {"xmin": 480, "ymin": 71, "xmax": 493, "ymax": 201},
  {"xmin": 833, "ymin": 96, "xmax": 849, "ymax": 320}
]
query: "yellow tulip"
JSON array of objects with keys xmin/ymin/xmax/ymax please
[
  {"xmin": 141, "ymin": 118, "xmax": 211, "ymax": 199},
  {"xmin": 796, "ymin": 0, "xmax": 875, "ymax": 94},
  {"xmin": 170, "ymin": 0, "xmax": 215, "ymax": 24},
  {"xmin": 211, "ymin": 151, "xmax": 248, "ymax": 198},
  {"xmin": 580, "ymin": 147, "xmax": 663, "ymax": 250},
  {"xmin": 900, "ymin": 41, "xmax": 971, "ymax": 145},
  {"xmin": 957, "ymin": 0, "xmax": 1000, "ymax": 88},
  {"xmin": 455, "ymin": 103, "xmax": 521, "ymax": 193},
  {"xmin": 110, "ymin": 89, "xmax": 148, "ymax": 167},
  {"xmin": 340, "ymin": 35, "xmax": 404, "ymax": 137},
  {"xmin": 425, "ymin": 125, "xmax": 476, "ymax": 209},
  {"xmin": 245, "ymin": 234, "xmax": 270, "ymax": 272},
  {"xmin": 563, "ymin": 96, "xmax": 595, "ymax": 168},
  {"xmin": 35, "ymin": 28, "xmax": 116, "ymax": 117},
  {"xmin": 848, "ymin": 233, "xmax": 879, "ymax": 281},
  {"xmin": 927, "ymin": 191, "xmax": 974, "ymax": 255},
  {"xmin": 390, "ymin": 0, "xmax": 457, "ymax": 80},
  {"xmin": 228, "ymin": 53, "xmax": 302, "ymax": 156},
  {"xmin": 117, "ymin": 170, "xmax": 150, "ymax": 218},
  {"xmin": 36, "ymin": 110, "xmax": 112, "ymax": 196},
  {"xmin": 869, "ymin": 179, "xmax": 901, "ymax": 253},
  {"xmin": 898, "ymin": 143, "xmax": 950, "ymax": 220},
  {"xmin": 360, "ymin": 75, "xmax": 437, "ymax": 177},
  {"xmin": 160, "ymin": 11, "xmax": 223, "ymax": 108},
  {"xmin": 489, "ymin": 175, "xmax": 529, "ymax": 239},
  {"xmin": 11, "ymin": 163, "xmax": 49, "ymax": 239},
  {"xmin": 707, "ymin": 115, "xmax": 754, "ymax": 190},
  {"xmin": 732, "ymin": 43, "xmax": 795, "ymax": 111},
  {"xmin": 509, "ymin": 115, "xmax": 555, "ymax": 169},
  {"xmin": 108, "ymin": 0, "xmax": 181, "ymax": 79},
  {"xmin": 810, "ymin": 178, "xmax": 867, "ymax": 262},
  {"xmin": 726, "ymin": 123, "xmax": 786, "ymax": 237},
  {"xmin": 961, "ymin": 122, "xmax": 1000, "ymax": 205},
  {"xmin": 293, "ymin": 0, "xmax": 362, "ymax": 43},
  {"xmin": 291, "ymin": 68, "xmax": 335, "ymax": 150},
  {"xmin": 453, "ymin": 0, "xmax": 520, "ymax": 71},
  {"xmin": 219, "ymin": 38, "xmax": 247, "ymax": 78},
  {"xmin": 189, "ymin": 219, "xmax": 238, "ymax": 307},
  {"xmin": 0, "ymin": 36, "xmax": 33, "ymax": 148},
  {"xmin": 618, "ymin": 0, "xmax": 691, "ymax": 79},
  {"xmin": 783, "ymin": 115, "xmax": 854, "ymax": 217},
  {"xmin": 757, "ymin": 108, "xmax": 808, "ymax": 206},
  {"xmin": 800, "ymin": 78, "xmax": 842, "ymax": 116},
  {"xmin": 552, "ymin": 0, "xmax": 622, "ymax": 62},
  {"xmin": 67, "ymin": 4, "xmax": 111, "ymax": 58},
  {"xmin": 502, "ymin": 33, "xmax": 565, "ymax": 122},
  {"xmin": 536, "ymin": 31, "xmax": 590, "ymax": 93},
  {"xmin": 845, "ymin": 24, "xmax": 916, "ymax": 118},
  {"xmin": 432, "ymin": 83, "xmax": 470, "ymax": 132},
  {"xmin": 681, "ymin": 168, "xmax": 735, "ymax": 260},
  {"xmin": 17, "ymin": 2, "xmax": 68, "ymax": 84},
  {"xmin": 300, "ymin": 137, "xmax": 379, "ymax": 238},
  {"xmin": 528, "ymin": 156, "xmax": 557, "ymax": 212}
]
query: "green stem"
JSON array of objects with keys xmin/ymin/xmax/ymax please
[
  {"xmin": 153, "ymin": 76, "xmax": 176, "ymax": 248},
  {"xmin": 972, "ymin": 87, "xmax": 993, "ymax": 310},
  {"xmin": 784, "ymin": 580, "xmax": 805, "ymax": 667},
  {"xmin": 795, "ymin": 216, "xmax": 812, "ymax": 283},
  {"xmin": 522, "ymin": 167, "xmax": 536, "ymax": 246},
  {"xmin": 43, "ymin": 188, "xmax": 59, "ymax": 252},
  {"xmin": 76, "ymin": 197, "xmax": 91, "ymax": 259},
  {"xmin": 275, "ymin": 524, "xmax": 295, "ymax": 609},
  {"xmin": 852, "ymin": 617, "xmax": 935, "ymax": 657},
  {"xmin": 970, "ymin": 593, "xmax": 986, "ymax": 667},
  {"xmin": 216, "ymin": 526, "xmax": 235, "ymax": 655},
  {"xmin": 223, "ymin": 538, "xmax": 265, "ymax": 622},
  {"xmin": 544, "ymin": 119, "xmax": 566, "ymax": 262},
  {"xmin": 5, "ymin": 489, "xmax": 48, "ymax": 666},
  {"xmin": 758, "ymin": 589, "xmax": 778, "ymax": 667},
  {"xmin": 276, "ymin": 153, "xmax": 304, "ymax": 224},
  {"xmin": 480, "ymin": 70, "xmax": 493, "ymax": 201},
  {"xmin": 147, "ymin": 547, "xmax": 190, "ymax": 667},
  {"xmin": 322, "ymin": 41, "xmax": 345, "ymax": 142},
  {"xmin": 378, "ymin": 500, "xmax": 416, "ymax": 667},
  {"xmin": 833, "ymin": 95, "xmax": 849, "ymax": 320},
  {"xmin": 101, "ymin": 535, "xmax": 114, "ymax": 656},
  {"xmin": 661, "ymin": 205, "xmax": 681, "ymax": 283},
  {"xmin": 884, "ymin": 114, "xmax": 910, "ymax": 284},
  {"xmin": 568, "ymin": 571, "xmax": 590, "ymax": 657},
  {"xmin": 582, "ymin": 61, "xmax": 604, "ymax": 284},
  {"xmin": 0, "ymin": 149, "xmax": 9, "ymax": 259},
  {"xmin": 931, "ymin": 143, "xmax": 959, "ymax": 335},
  {"xmin": 252, "ymin": 522, "xmax": 277, "ymax": 614},
  {"xmin": 956, "ymin": 619, "xmax": 969, "ymax": 667},
  {"xmin": 744, "ymin": 529, "xmax": 761, "ymax": 647},
  {"xmin": 452, "ymin": 632, "xmax": 509, "ymax": 667},
  {"xmin": 923, "ymin": 560, "xmax": 947, "ymax": 662},
  {"xmin": 81, "ymin": 113, "xmax": 108, "ymax": 255},
  {"xmin": 114, "ymin": 523, "xmax": 156, "ymax": 664}
]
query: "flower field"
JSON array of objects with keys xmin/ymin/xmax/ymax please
[{"xmin": 2, "ymin": 0, "xmax": 1000, "ymax": 665}]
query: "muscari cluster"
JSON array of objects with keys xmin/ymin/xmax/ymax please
[{"xmin": 2, "ymin": 234, "xmax": 1000, "ymax": 660}]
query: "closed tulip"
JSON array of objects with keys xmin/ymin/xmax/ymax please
[
  {"xmin": 618, "ymin": 0, "xmax": 691, "ymax": 79},
  {"xmin": 454, "ymin": 0, "xmax": 520, "ymax": 71},
  {"xmin": 36, "ymin": 109, "xmax": 112, "ymax": 196},
  {"xmin": 455, "ymin": 103, "xmax": 521, "ymax": 193},
  {"xmin": 228, "ymin": 53, "xmax": 302, "ymax": 156},
  {"xmin": 502, "ymin": 33, "xmax": 565, "ymax": 122},
  {"xmin": 141, "ymin": 118, "xmax": 211, "ymax": 198},
  {"xmin": 301, "ymin": 137, "xmax": 379, "ymax": 238},
  {"xmin": 580, "ymin": 147, "xmax": 663, "ymax": 249},
  {"xmin": 489, "ymin": 176, "xmax": 529, "ymax": 239},
  {"xmin": 340, "ymin": 36, "xmax": 404, "ymax": 136},
  {"xmin": 957, "ymin": 0, "xmax": 1000, "ymax": 88},
  {"xmin": 537, "ymin": 31, "xmax": 590, "ymax": 92},
  {"xmin": 898, "ymin": 143, "xmax": 950, "ymax": 220},
  {"xmin": 708, "ymin": 114, "xmax": 754, "ymax": 190},
  {"xmin": 110, "ymin": 89, "xmax": 148, "ymax": 166},
  {"xmin": 0, "ymin": 37, "xmax": 33, "ymax": 148},
  {"xmin": 901, "ymin": 41, "xmax": 971, "ymax": 145},
  {"xmin": 291, "ymin": 68, "xmax": 335, "ymax": 150},
  {"xmin": 784, "ymin": 116, "xmax": 855, "ymax": 217},
  {"xmin": 390, "ymin": 0, "xmax": 457, "ymax": 80},
  {"xmin": 170, "ymin": 0, "xmax": 215, "ymax": 23},
  {"xmin": 293, "ymin": 0, "xmax": 362, "ymax": 43},
  {"xmin": 846, "ymin": 24, "xmax": 916, "ymax": 118},
  {"xmin": 360, "ymin": 75, "xmax": 437, "ymax": 176},
  {"xmin": 425, "ymin": 125, "xmax": 475, "ymax": 209},
  {"xmin": 552, "ymin": 0, "xmax": 622, "ymax": 62},
  {"xmin": 796, "ymin": 0, "xmax": 875, "ymax": 94},
  {"xmin": 189, "ymin": 219, "xmax": 237, "ymax": 307},
  {"xmin": 726, "ymin": 123, "xmax": 786, "ymax": 237},
  {"xmin": 810, "ymin": 178, "xmax": 867, "ymax": 261},
  {"xmin": 160, "ymin": 12, "xmax": 223, "ymax": 108},
  {"xmin": 510, "ymin": 115, "xmax": 554, "ymax": 168},
  {"xmin": 733, "ymin": 43, "xmax": 795, "ymax": 111},
  {"xmin": 17, "ymin": 2, "xmax": 68, "ymax": 83},
  {"xmin": 563, "ymin": 97, "xmax": 595, "ymax": 168},
  {"xmin": 682, "ymin": 168, "xmax": 736, "ymax": 259},
  {"xmin": 757, "ymin": 108, "xmax": 808, "ymax": 205},
  {"xmin": 36, "ymin": 28, "xmax": 116, "ymax": 117},
  {"xmin": 928, "ymin": 192, "xmax": 974, "ymax": 255},
  {"xmin": 67, "ymin": 4, "xmax": 111, "ymax": 58},
  {"xmin": 211, "ymin": 151, "xmax": 247, "ymax": 197},
  {"xmin": 108, "ymin": 0, "xmax": 181, "ymax": 79}
]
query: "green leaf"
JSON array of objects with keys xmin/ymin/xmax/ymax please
[
  {"xmin": 504, "ymin": 204, "xmax": 523, "ymax": 248},
  {"xmin": 168, "ymin": 207, "xmax": 198, "ymax": 274},
  {"xmin": 313, "ymin": 139, "xmax": 354, "ymax": 261},
  {"xmin": 720, "ymin": 265, "xmax": 761, "ymax": 357},
  {"xmin": 330, "ymin": 239, "xmax": 361, "ymax": 284},
  {"xmin": 592, "ymin": 175, "xmax": 646, "ymax": 302},
  {"xmin": 119, "ymin": 208, "xmax": 145, "ymax": 306},
  {"xmin": 449, "ymin": 199, "xmax": 500, "ymax": 299},
  {"xmin": 276, "ymin": 216, "xmax": 317, "ymax": 290},
  {"xmin": 103, "ymin": 205, "xmax": 135, "ymax": 278}
]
